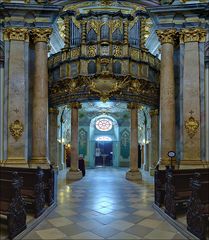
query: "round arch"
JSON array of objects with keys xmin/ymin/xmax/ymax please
[{"xmin": 89, "ymin": 114, "xmax": 120, "ymax": 168}]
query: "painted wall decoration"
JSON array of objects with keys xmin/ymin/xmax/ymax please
[
  {"xmin": 79, "ymin": 128, "xmax": 87, "ymax": 156},
  {"xmin": 120, "ymin": 129, "xmax": 130, "ymax": 159}
]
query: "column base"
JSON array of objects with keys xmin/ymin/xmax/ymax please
[
  {"xmin": 3, "ymin": 158, "xmax": 29, "ymax": 167},
  {"xmin": 179, "ymin": 160, "xmax": 209, "ymax": 169},
  {"xmin": 149, "ymin": 167, "xmax": 155, "ymax": 176},
  {"xmin": 66, "ymin": 169, "xmax": 83, "ymax": 181},
  {"xmin": 126, "ymin": 169, "xmax": 142, "ymax": 181},
  {"xmin": 29, "ymin": 157, "xmax": 50, "ymax": 169}
]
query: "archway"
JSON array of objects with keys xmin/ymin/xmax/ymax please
[{"xmin": 89, "ymin": 114, "xmax": 119, "ymax": 168}]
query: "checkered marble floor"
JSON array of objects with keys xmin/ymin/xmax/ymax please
[{"xmin": 23, "ymin": 168, "xmax": 186, "ymax": 239}]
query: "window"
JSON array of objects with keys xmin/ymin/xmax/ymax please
[
  {"xmin": 95, "ymin": 118, "xmax": 113, "ymax": 131},
  {"xmin": 96, "ymin": 136, "xmax": 112, "ymax": 141}
]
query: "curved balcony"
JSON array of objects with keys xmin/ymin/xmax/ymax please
[{"xmin": 48, "ymin": 46, "xmax": 160, "ymax": 107}]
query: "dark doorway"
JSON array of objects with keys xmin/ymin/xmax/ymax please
[{"xmin": 95, "ymin": 141, "xmax": 113, "ymax": 166}]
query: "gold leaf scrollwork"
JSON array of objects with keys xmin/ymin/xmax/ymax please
[
  {"xmin": 71, "ymin": 48, "xmax": 80, "ymax": 58},
  {"xmin": 113, "ymin": 46, "xmax": 122, "ymax": 57},
  {"xmin": 89, "ymin": 20, "xmax": 100, "ymax": 34},
  {"xmin": 185, "ymin": 111, "xmax": 199, "ymax": 139},
  {"xmin": 89, "ymin": 75, "xmax": 129, "ymax": 103},
  {"xmin": 9, "ymin": 120, "xmax": 24, "ymax": 141},
  {"xmin": 88, "ymin": 46, "xmax": 97, "ymax": 57}
]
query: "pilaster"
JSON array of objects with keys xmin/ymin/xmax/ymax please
[
  {"xmin": 0, "ymin": 38, "xmax": 4, "ymax": 163},
  {"xmin": 179, "ymin": 28, "xmax": 207, "ymax": 168},
  {"xmin": 3, "ymin": 27, "xmax": 29, "ymax": 167}
]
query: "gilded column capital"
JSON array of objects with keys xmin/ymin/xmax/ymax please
[
  {"xmin": 127, "ymin": 102, "xmax": 141, "ymax": 110},
  {"xmin": 3, "ymin": 28, "xmax": 29, "ymax": 42},
  {"xmin": 150, "ymin": 109, "xmax": 159, "ymax": 117},
  {"xmin": 49, "ymin": 107, "xmax": 59, "ymax": 115},
  {"xmin": 156, "ymin": 29, "xmax": 177, "ymax": 45},
  {"xmin": 69, "ymin": 102, "xmax": 82, "ymax": 109},
  {"xmin": 31, "ymin": 28, "xmax": 52, "ymax": 43},
  {"xmin": 179, "ymin": 28, "xmax": 207, "ymax": 43}
]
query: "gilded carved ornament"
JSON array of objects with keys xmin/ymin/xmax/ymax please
[
  {"xmin": 185, "ymin": 111, "xmax": 199, "ymax": 139},
  {"xmin": 113, "ymin": 46, "xmax": 122, "ymax": 57},
  {"xmin": 69, "ymin": 102, "xmax": 82, "ymax": 109},
  {"xmin": 3, "ymin": 28, "xmax": 29, "ymax": 41},
  {"xmin": 72, "ymin": 17, "xmax": 80, "ymax": 29},
  {"xmin": 49, "ymin": 108, "xmax": 59, "ymax": 115},
  {"xmin": 9, "ymin": 120, "xmax": 24, "ymax": 141},
  {"xmin": 87, "ymin": 75, "xmax": 129, "ymax": 103},
  {"xmin": 131, "ymin": 49, "xmax": 139, "ymax": 60},
  {"xmin": 71, "ymin": 48, "xmax": 80, "ymax": 58},
  {"xmin": 89, "ymin": 20, "xmax": 100, "ymax": 34},
  {"xmin": 150, "ymin": 109, "xmax": 159, "ymax": 116},
  {"xmin": 88, "ymin": 46, "xmax": 97, "ymax": 57},
  {"xmin": 111, "ymin": 20, "xmax": 122, "ymax": 33},
  {"xmin": 100, "ymin": 0, "xmax": 113, "ymax": 6},
  {"xmin": 156, "ymin": 29, "xmax": 177, "ymax": 45},
  {"xmin": 180, "ymin": 28, "xmax": 207, "ymax": 43},
  {"xmin": 31, "ymin": 28, "xmax": 52, "ymax": 43},
  {"xmin": 127, "ymin": 102, "xmax": 142, "ymax": 110}
]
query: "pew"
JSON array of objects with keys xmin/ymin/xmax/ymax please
[
  {"xmin": 0, "ymin": 172, "xmax": 26, "ymax": 239},
  {"xmin": 154, "ymin": 166, "xmax": 209, "ymax": 208},
  {"xmin": 43, "ymin": 165, "xmax": 56, "ymax": 206},
  {"xmin": 187, "ymin": 173, "xmax": 209, "ymax": 240},
  {"xmin": 0, "ymin": 167, "xmax": 45, "ymax": 218},
  {"xmin": 0, "ymin": 165, "xmax": 55, "ymax": 206},
  {"xmin": 164, "ymin": 168, "xmax": 209, "ymax": 219},
  {"xmin": 154, "ymin": 165, "xmax": 169, "ymax": 207}
]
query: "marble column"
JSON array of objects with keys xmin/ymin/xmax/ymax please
[
  {"xmin": 3, "ymin": 28, "xmax": 29, "ymax": 167},
  {"xmin": 67, "ymin": 102, "xmax": 83, "ymax": 180},
  {"xmin": 149, "ymin": 109, "xmax": 159, "ymax": 176},
  {"xmin": 143, "ymin": 115, "xmax": 149, "ymax": 171},
  {"xmin": 143, "ymin": 143, "xmax": 149, "ymax": 171},
  {"xmin": 49, "ymin": 107, "xmax": 59, "ymax": 169},
  {"xmin": 206, "ymin": 39, "xmax": 209, "ymax": 163},
  {"xmin": 141, "ymin": 145, "xmax": 144, "ymax": 166},
  {"xmin": 179, "ymin": 28, "xmax": 207, "ymax": 167},
  {"xmin": 0, "ymin": 45, "xmax": 4, "ymax": 163},
  {"xmin": 126, "ymin": 103, "xmax": 142, "ymax": 181},
  {"xmin": 156, "ymin": 29, "xmax": 176, "ymax": 167},
  {"xmin": 30, "ymin": 28, "xmax": 52, "ymax": 168}
]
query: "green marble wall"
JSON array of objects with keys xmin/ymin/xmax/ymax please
[
  {"xmin": 79, "ymin": 128, "xmax": 87, "ymax": 157},
  {"xmin": 120, "ymin": 128, "xmax": 130, "ymax": 159}
]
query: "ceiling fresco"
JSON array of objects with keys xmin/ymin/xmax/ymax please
[{"xmin": 81, "ymin": 101, "xmax": 128, "ymax": 113}]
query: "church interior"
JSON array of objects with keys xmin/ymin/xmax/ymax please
[{"xmin": 0, "ymin": 0, "xmax": 209, "ymax": 239}]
